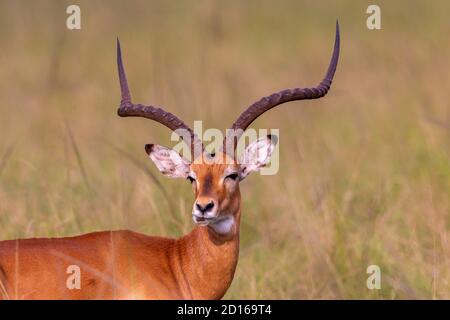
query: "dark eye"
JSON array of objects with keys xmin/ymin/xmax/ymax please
[
  {"xmin": 187, "ymin": 176, "xmax": 196, "ymax": 183},
  {"xmin": 225, "ymin": 173, "xmax": 239, "ymax": 181}
]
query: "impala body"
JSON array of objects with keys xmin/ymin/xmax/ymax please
[
  {"xmin": 0, "ymin": 219, "xmax": 239, "ymax": 299},
  {"xmin": 0, "ymin": 22, "xmax": 340, "ymax": 300}
]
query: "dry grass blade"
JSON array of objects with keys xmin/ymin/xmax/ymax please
[
  {"xmin": 424, "ymin": 116, "xmax": 450, "ymax": 130},
  {"xmin": 105, "ymin": 141, "xmax": 178, "ymax": 221},
  {"xmin": 0, "ymin": 276, "xmax": 9, "ymax": 300},
  {"xmin": 0, "ymin": 144, "xmax": 15, "ymax": 180},
  {"xmin": 64, "ymin": 121, "xmax": 91, "ymax": 192}
]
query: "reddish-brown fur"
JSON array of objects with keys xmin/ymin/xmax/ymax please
[{"xmin": 0, "ymin": 153, "xmax": 240, "ymax": 300}]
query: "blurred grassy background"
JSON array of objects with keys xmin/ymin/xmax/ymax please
[{"xmin": 0, "ymin": 0, "xmax": 449, "ymax": 299}]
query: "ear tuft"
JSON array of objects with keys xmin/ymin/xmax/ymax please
[
  {"xmin": 267, "ymin": 134, "xmax": 278, "ymax": 146},
  {"xmin": 145, "ymin": 144, "xmax": 154, "ymax": 156}
]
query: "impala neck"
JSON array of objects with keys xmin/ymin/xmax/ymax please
[{"xmin": 177, "ymin": 197, "xmax": 241, "ymax": 299}]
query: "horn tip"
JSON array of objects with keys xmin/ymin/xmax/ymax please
[
  {"xmin": 335, "ymin": 20, "xmax": 340, "ymax": 38},
  {"xmin": 116, "ymin": 37, "xmax": 121, "ymax": 53}
]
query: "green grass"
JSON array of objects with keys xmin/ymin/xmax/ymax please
[{"xmin": 0, "ymin": 0, "xmax": 449, "ymax": 299}]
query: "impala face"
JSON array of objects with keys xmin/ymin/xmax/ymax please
[
  {"xmin": 188, "ymin": 153, "xmax": 240, "ymax": 226},
  {"xmin": 145, "ymin": 135, "xmax": 277, "ymax": 233}
]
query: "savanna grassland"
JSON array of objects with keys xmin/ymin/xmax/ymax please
[{"xmin": 0, "ymin": 0, "xmax": 448, "ymax": 299}]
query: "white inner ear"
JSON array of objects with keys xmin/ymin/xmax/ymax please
[
  {"xmin": 148, "ymin": 144, "xmax": 190, "ymax": 178},
  {"xmin": 239, "ymin": 135, "xmax": 277, "ymax": 179}
]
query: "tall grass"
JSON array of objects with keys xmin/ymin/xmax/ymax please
[{"xmin": 0, "ymin": 0, "xmax": 448, "ymax": 299}]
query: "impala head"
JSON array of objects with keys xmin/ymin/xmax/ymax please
[
  {"xmin": 143, "ymin": 135, "xmax": 277, "ymax": 230},
  {"xmin": 116, "ymin": 22, "xmax": 340, "ymax": 233}
]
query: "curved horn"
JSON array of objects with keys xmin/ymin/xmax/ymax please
[
  {"xmin": 116, "ymin": 39, "xmax": 203, "ymax": 159},
  {"xmin": 223, "ymin": 21, "xmax": 340, "ymax": 153}
]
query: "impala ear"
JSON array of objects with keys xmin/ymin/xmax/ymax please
[
  {"xmin": 239, "ymin": 134, "xmax": 278, "ymax": 180},
  {"xmin": 145, "ymin": 144, "xmax": 190, "ymax": 178}
]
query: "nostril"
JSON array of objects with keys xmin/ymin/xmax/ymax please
[
  {"xmin": 205, "ymin": 201, "xmax": 214, "ymax": 211},
  {"xmin": 196, "ymin": 200, "xmax": 215, "ymax": 213}
]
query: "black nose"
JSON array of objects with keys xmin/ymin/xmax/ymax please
[{"xmin": 196, "ymin": 200, "xmax": 215, "ymax": 214}]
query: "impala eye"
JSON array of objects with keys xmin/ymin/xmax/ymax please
[
  {"xmin": 225, "ymin": 173, "xmax": 239, "ymax": 181},
  {"xmin": 187, "ymin": 176, "xmax": 196, "ymax": 183}
]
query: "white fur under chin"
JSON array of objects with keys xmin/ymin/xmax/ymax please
[{"xmin": 209, "ymin": 215, "xmax": 235, "ymax": 235}]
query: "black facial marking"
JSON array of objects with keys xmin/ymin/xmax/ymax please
[{"xmin": 202, "ymin": 173, "xmax": 213, "ymax": 194}]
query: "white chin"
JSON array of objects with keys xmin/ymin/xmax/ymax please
[
  {"xmin": 192, "ymin": 215, "xmax": 235, "ymax": 234},
  {"xmin": 192, "ymin": 215, "xmax": 212, "ymax": 226},
  {"xmin": 209, "ymin": 215, "xmax": 235, "ymax": 235}
]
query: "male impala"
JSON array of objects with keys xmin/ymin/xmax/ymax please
[{"xmin": 0, "ymin": 23, "xmax": 339, "ymax": 300}]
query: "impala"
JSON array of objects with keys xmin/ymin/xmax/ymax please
[{"xmin": 0, "ymin": 23, "xmax": 340, "ymax": 300}]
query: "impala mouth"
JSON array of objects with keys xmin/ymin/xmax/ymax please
[{"xmin": 192, "ymin": 215, "xmax": 217, "ymax": 226}]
